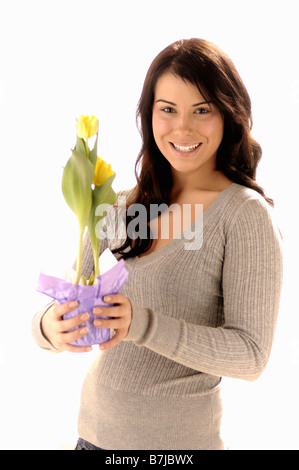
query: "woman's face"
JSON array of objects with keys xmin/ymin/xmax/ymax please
[{"xmin": 152, "ymin": 72, "xmax": 224, "ymax": 176}]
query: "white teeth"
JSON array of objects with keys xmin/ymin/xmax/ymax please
[{"xmin": 172, "ymin": 143, "xmax": 200, "ymax": 152}]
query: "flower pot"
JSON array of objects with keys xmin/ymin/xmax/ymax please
[{"xmin": 36, "ymin": 259, "xmax": 129, "ymax": 346}]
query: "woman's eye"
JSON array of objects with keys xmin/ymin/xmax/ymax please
[
  {"xmin": 195, "ymin": 108, "xmax": 210, "ymax": 115},
  {"xmin": 162, "ymin": 107, "xmax": 175, "ymax": 113}
]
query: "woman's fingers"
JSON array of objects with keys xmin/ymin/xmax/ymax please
[
  {"xmin": 57, "ymin": 312, "xmax": 89, "ymax": 333},
  {"xmin": 42, "ymin": 293, "xmax": 132, "ymax": 353},
  {"xmin": 53, "ymin": 324, "xmax": 91, "ymax": 353},
  {"xmin": 58, "ymin": 327, "xmax": 92, "ymax": 353},
  {"xmin": 41, "ymin": 300, "xmax": 92, "ymax": 353},
  {"xmin": 52, "ymin": 300, "xmax": 79, "ymax": 318},
  {"xmin": 92, "ymin": 294, "xmax": 132, "ymax": 351},
  {"xmin": 100, "ymin": 330, "xmax": 127, "ymax": 351}
]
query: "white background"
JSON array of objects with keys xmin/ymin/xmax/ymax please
[{"xmin": 0, "ymin": 0, "xmax": 298, "ymax": 450}]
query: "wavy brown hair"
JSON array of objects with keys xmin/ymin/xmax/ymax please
[{"xmin": 113, "ymin": 38, "xmax": 273, "ymax": 259}]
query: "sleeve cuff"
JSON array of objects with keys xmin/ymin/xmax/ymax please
[
  {"xmin": 124, "ymin": 300, "xmax": 182, "ymax": 357},
  {"xmin": 31, "ymin": 301, "xmax": 60, "ymax": 352}
]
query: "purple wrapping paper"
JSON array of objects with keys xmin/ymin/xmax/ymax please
[{"xmin": 36, "ymin": 259, "xmax": 129, "ymax": 346}]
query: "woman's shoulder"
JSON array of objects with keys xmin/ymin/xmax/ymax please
[
  {"xmin": 116, "ymin": 187, "xmax": 136, "ymax": 203},
  {"xmin": 228, "ymin": 182, "xmax": 270, "ymax": 204},
  {"xmin": 105, "ymin": 187, "xmax": 135, "ymax": 218},
  {"xmin": 221, "ymin": 183, "xmax": 273, "ymax": 218},
  {"xmin": 103, "ymin": 188, "xmax": 135, "ymax": 242},
  {"xmin": 223, "ymin": 183, "xmax": 281, "ymax": 241}
]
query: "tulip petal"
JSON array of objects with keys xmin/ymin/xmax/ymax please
[
  {"xmin": 93, "ymin": 156, "xmax": 115, "ymax": 187},
  {"xmin": 76, "ymin": 115, "xmax": 98, "ymax": 139}
]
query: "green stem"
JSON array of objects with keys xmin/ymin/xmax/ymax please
[
  {"xmin": 93, "ymin": 242, "xmax": 100, "ymax": 280},
  {"xmin": 74, "ymin": 225, "xmax": 85, "ymax": 285},
  {"xmin": 85, "ymin": 138, "xmax": 89, "ymax": 156}
]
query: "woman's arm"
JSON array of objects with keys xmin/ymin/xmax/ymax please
[{"xmin": 120, "ymin": 198, "xmax": 283, "ymax": 381}]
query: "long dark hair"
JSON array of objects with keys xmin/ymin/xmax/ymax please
[{"xmin": 113, "ymin": 38, "xmax": 273, "ymax": 259}]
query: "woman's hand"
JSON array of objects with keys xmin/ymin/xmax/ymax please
[
  {"xmin": 41, "ymin": 301, "xmax": 91, "ymax": 353},
  {"xmin": 93, "ymin": 294, "xmax": 132, "ymax": 351}
]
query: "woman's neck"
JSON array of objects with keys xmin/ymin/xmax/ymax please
[{"xmin": 170, "ymin": 168, "xmax": 231, "ymax": 200}]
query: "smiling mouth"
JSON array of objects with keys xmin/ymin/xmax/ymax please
[{"xmin": 171, "ymin": 142, "xmax": 201, "ymax": 153}]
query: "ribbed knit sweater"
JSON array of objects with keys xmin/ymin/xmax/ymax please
[{"xmin": 32, "ymin": 183, "xmax": 283, "ymax": 450}]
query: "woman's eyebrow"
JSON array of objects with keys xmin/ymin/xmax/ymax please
[
  {"xmin": 192, "ymin": 101, "xmax": 212, "ymax": 107},
  {"xmin": 155, "ymin": 99, "xmax": 177, "ymax": 106},
  {"xmin": 155, "ymin": 99, "xmax": 211, "ymax": 106}
]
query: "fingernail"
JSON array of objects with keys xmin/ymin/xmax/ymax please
[
  {"xmin": 104, "ymin": 296, "xmax": 111, "ymax": 302},
  {"xmin": 94, "ymin": 307, "xmax": 103, "ymax": 314},
  {"xmin": 80, "ymin": 313, "xmax": 89, "ymax": 321},
  {"xmin": 69, "ymin": 301, "xmax": 78, "ymax": 308},
  {"xmin": 80, "ymin": 327, "xmax": 88, "ymax": 335}
]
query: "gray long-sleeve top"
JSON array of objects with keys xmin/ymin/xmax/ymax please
[{"xmin": 32, "ymin": 183, "xmax": 283, "ymax": 450}]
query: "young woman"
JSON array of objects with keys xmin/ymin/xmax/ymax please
[{"xmin": 32, "ymin": 39, "xmax": 283, "ymax": 450}]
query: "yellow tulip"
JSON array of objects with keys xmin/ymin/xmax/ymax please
[
  {"xmin": 76, "ymin": 115, "xmax": 98, "ymax": 139},
  {"xmin": 93, "ymin": 156, "xmax": 115, "ymax": 187}
]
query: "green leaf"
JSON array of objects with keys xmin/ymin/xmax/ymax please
[
  {"xmin": 88, "ymin": 271, "xmax": 95, "ymax": 285},
  {"xmin": 89, "ymin": 134, "xmax": 98, "ymax": 166},
  {"xmin": 87, "ymin": 173, "xmax": 117, "ymax": 254},
  {"xmin": 75, "ymin": 136, "xmax": 87, "ymax": 156},
  {"xmin": 62, "ymin": 149, "xmax": 94, "ymax": 229}
]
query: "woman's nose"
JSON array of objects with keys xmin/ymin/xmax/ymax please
[{"xmin": 176, "ymin": 114, "xmax": 193, "ymax": 132}]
